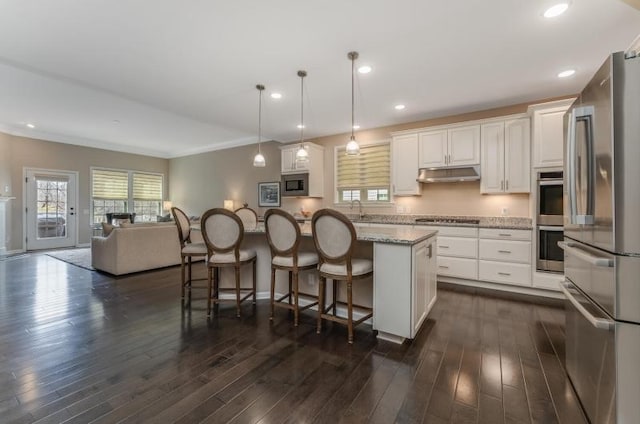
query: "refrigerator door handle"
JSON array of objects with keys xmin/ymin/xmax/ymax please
[
  {"xmin": 567, "ymin": 110, "xmax": 578, "ymax": 223},
  {"xmin": 560, "ymin": 282, "xmax": 614, "ymax": 330},
  {"xmin": 558, "ymin": 241, "xmax": 614, "ymax": 267}
]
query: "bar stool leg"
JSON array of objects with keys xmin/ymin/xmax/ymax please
[
  {"xmin": 270, "ymin": 267, "xmax": 276, "ymax": 320},
  {"xmin": 293, "ymin": 271, "xmax": 300, "ymax": 327},
  {"xmin": 288, "ymin": 272, "xmax": 293, "ymax": 305},
  {"xmin": 252, "ymin": 259, "xmax": 257, "ymax": 304},
  {"xmin": 332, "ymin": 280, "xmax": 338, "ymax": 316},
  {"xmin": 207, "ymin": 266, "xmax": 213, "ymax": 316},
  {"xmin": 317, "ymin": 276, "xmax": 326, "ymax": 334},
  {"xmin": 187, "ymin": 256, "xmax": 192, "ymax": 293},
  {"xmin": 181, "ymin": 256, "xmax": 186, "ymax": 298},
  {"xmin": 235, "ymin": 265, "xmax": 241, "ymax": 317},
  {"xmin": 347, "ymin": 280, "xmax": 354, "ymax": 344}
]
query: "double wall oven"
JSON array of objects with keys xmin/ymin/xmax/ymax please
[{"xmin": 536, "ymin": 170, "xmax": 564, "ymax": 273}]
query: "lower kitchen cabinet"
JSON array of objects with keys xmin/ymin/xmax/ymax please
[
  {"xmin": 478, "ymin": 260, "xmax": 531, "ymax": 287},
  {"xmin": 478, "ymin": 228, "xmax": 532, "ymax": 286},
  {"xmin": 373, "ymin": 235, "xmax": 437, "ymax": 341}
]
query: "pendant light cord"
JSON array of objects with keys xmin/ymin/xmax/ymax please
[
  {"xmin": 258, "ymin": 85, "xmax": 263, "ymax": 154},
  {"xmin": 351, "ymin": 54, "xmax": 355, "ymax": 140},
  {"xmin": 298, "ymin": 70, "xmax": 306, "ymax": 145}
]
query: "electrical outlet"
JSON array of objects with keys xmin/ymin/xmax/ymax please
[
  {"xmin": 396, "ymin": 205, "xmax": 405, "ymax": 213},
  {"xmin": 501, "ymin": 207, "xmax": 509, "ymax": 216},
  {"xmin": 4, "ymin": 185, "xmax": 8, "ymax": 193}
]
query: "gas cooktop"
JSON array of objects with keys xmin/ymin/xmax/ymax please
[{"xmin": 414, "ymin": 218, "xmax": 480, "ymax": 225}]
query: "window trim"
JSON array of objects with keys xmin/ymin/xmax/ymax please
[
  {"xmin": 333, "ymin": 139, "xmax": 394, "ymax": 206},
  {"xmin": 90, "ymin": 166, "xmax": 165, "ymax": 226}
]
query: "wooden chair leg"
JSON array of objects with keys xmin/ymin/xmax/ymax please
[
  {"xmin": 293, "ymin": 271, "xmax": 300, "ymax": 327},
  {"xmin": 207, "ymin": 266, "xmax": 213, "ymax": 316},
  {"xmin": 214, "ymin": 267, "xmax": 219, "ymax": 315},
  {"xmin": 252, "ymin": 259, "xmax": 257, "ymax": 304},
  {"xmin": 235, "ymin": 265, "xmax": 241, "ymax": 318},
  {"xmin": 347, "ymin": 280, "xmax": 354, "ymax": 344},
  {"xmin": 187, "ymin": 256, "xmax": 192, "ymax": 291},
  {"xmin": 288, "ymin": 272, "xmax": 293, "ymax": 305},
  {"xmin": 181, "ymin": 256, "xmax": 186, "ymax": 298},
  {"xmin": 270, "ymin": 267, "xmax": 276, "ymax": 320},
  {"xmin": 332, "ymin": 279, "xmax": 338, "ymax": 316},
  {"xmin": 317, "ymin": 276, "xmax": 326, "ymax": 334}
]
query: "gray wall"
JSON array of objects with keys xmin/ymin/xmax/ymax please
[
  {"xmin": 169, "ymin": 142, "xmax": 282, "ymax": 217},
  {"xmin": 0, "ymin": 132, "xmax": 169, "ymax": 251}
]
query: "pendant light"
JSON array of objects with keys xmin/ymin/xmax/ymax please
[
  {"xmin": 253, "ymin": 84, "xmax": 266, "ymax": 167},
  {"xmin": 295, "ymin": 70, "xmax": 309, "ymax": 163},
  {"xmin": 345, "ymin": 51, "xmax": 360, "ymax": 156}
]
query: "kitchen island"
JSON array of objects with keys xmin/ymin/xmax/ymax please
[{"xmin": 209, "ymin": 223, "xmax": 438, "ymax": 343}]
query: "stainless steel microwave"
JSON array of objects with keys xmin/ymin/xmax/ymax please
[{"xmin": 281, "ymin": 173, "xmax": 309, "ymax": 197}]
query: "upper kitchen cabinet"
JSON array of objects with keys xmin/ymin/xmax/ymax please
[
  {"xmin": 391, "ymin": 134, "xmax": 420, "ymax": 196},
  {"xmin": 529, "ymin": 99, "xmax": 575, "ymax": 169},
  {"xmin": 418, "ymin": 125, "xmax": 480, "ymax": 168},
  {"xmin": 481, "ymin": 117, "xmax": 530, "ymax": 194},
  {"xmin": 280, "ymin": 142, "xmax": 323, "ymax": 174}
]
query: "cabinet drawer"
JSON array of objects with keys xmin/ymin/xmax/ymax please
[
  {"xmin": 478, "ymin": 260, "xmax": 531, "ymax": 286},
  {"xmin": 437, "ymin": 256, "xmax": 478, "ymax": 280},
  {"xmin": 438, "ymin": 236, "xmax": 478, "ymax": 259},
  {"xmin": 420, "ymin": 225, "xmax": 478, "ymax": 238},
  {"xmin": 479, "ymin": 228, "xmax": 531, "ymax": 241},
  {"xmin": 479, "ymin": 239, "xmax": 531, "ymax": 263}
]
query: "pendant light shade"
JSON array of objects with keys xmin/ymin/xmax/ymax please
[
  {"xmin": 253, "ymin": 84, "xmax": 266, "ymax": 167},
  {"xmin": 295, "ymin": 70, "xmax": 309, "ymax": 164},
  {"xmin": 346, "ymin": 51, "xmax": 360, "ymax": 156}
]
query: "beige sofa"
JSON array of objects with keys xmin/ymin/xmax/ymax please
[{"xmin": 91, "ymin": 222, "xmax": 203, "ymax": 275}]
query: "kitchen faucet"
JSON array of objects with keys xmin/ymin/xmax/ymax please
[{"xmin": 350, "ymin": 199, "xmax": 365, "ymax": 220}]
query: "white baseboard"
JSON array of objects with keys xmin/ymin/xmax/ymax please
[{"xmin": 76, "ymin": 243, "xmax": 90, "ymax": 248}]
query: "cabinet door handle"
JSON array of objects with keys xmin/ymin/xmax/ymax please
[
  {"xmin": 427, "ymin": 244, "xmax": 433, "ymax": 258},
  {"xmin": 506, "ymin": 180, "xmax": 509, "ymax": 190},
  {"xmin": 498, "ymin": 272, "xmax": 511, "ymax": 276},
  {"xmin": 498, "ymin": 233, "xmax": 512, "ymax": 237},
  {"xmin": 501, "ymin": 180, "xmax": 504, "ymax": 190},
  {"xmin": 439, "ymin": 265, "xmax": 449, "ymax": 269},
  {"xmin": 440, "ymin": 245, "xmax": 449, "ymax": 249},
  {"xmin": 498, "ymin": 250, "xmax": 512, "ymax": 254}
]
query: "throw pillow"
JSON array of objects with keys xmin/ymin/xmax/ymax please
[
  {"xmin": 156, "ymin": 214, "xmax": 172, "ymax": 222},
  {"xmin": 101, "ymin": 222, "xmax": 115, "ymax": 236}
]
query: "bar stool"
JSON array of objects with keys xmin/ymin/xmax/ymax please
[
  {"xmin": 201, "ymin": 208, "xmax": 257, "ymax": 317},
  {"xmin": 235, "ymin": 206, "xmax": 258, "ymax": 230},
  {"xmin": 171, "ymin": 207, "xmax": 207, "ymax": 298},
  {"xmin": 264, "ymin": 209, "xmax": 319, "ymax": 326},
  {"xmin": 311, "ymin": 209, "xmax": 373, "ymax": 343}
]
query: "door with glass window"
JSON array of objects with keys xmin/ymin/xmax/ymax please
[{"xmin": 25, "ymin": 169, "xmax": 77, "ymax": 250}]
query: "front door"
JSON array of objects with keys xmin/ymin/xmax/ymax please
[{"xmin": 25, "ymin": 169, "xmax": 78, "ymax": 250}]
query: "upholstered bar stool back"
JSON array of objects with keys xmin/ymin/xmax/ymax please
[
  {"xmin": 171, "ymin": 207, "xmax": 207, "ymax": 299},
  {"xmin": 201, "ymin": 208, "xmax": 257, "ymax": 317},
  {"xmin": 264, "ymin": 209, "xmax": 318, "ymax": 326},
  {"xmin": 235, "ymin": 207, "xmax": 258, "ymax": 230},
  {"xmin": 312, "ymin": 209, "xmax": 373, "ymax": 343}
]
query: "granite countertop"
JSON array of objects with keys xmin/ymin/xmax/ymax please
[
  {"xmin": 342, "ymin": 214, "xmax": 532, "ymax": 230},
  {"xmin": 245, "ymin": 223, "xmax": 438, "ymax": 245}
]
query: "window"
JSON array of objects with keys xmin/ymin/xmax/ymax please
[
  {"xmin": 336, "ymin": 142, "xmax": 391, "ymax": 203},
  {"xmin": 91, "ymin": 168, "xmax": 163, "ymax": 225}
]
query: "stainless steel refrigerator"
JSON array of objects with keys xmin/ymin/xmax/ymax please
[{"xmin": 561, "ymin": 51, "xmax": 640, "ymax": 424}]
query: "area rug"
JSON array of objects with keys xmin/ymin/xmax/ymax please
[{"xmin": 45, "ymin": 248, "xmax": 95, "ymax": 271}]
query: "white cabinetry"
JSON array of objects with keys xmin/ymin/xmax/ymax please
[
  {"xmin": 373, "ymin": 234, "xmax": 437, "ymax": 340},
  {"xmin": 478, "ymin": 228, "xmax": 532, "ymax": 287},
  {"xmin": 280, "ymin": 143, "xmax": 323, "ymax": 175},
  {"xmin": 418, "ymin": 125, "xmax": 480, "ymax": 169},
  {"xmin": 480, "ymin": 118, "xmax": 530, "ymax": 193},
  {"xmin": 421, "ymin": 226, "xmax": 478, "ymax": 280},
  {"xmin": 529, "ymin": 99, "xmax": 574, "ymax": 169},
  {"xmin": 392, "ymin": 134, "xmax": 420, "ymax": 196}
]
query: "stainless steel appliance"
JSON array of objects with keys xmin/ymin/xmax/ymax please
[
  {"xmin": 560, "ymin": 51, "xmax": 640, "ymax": 424},
  {"xmin": 536, "ymin": 170, "xmax": 564, "ymax": 272},
  {"xmin": 537, "ymin": 170, "xmax": 563, "ymax": 226},
  {"xmin": 281, "ymin": 173, "xmax": 309, "ymax": 197}
]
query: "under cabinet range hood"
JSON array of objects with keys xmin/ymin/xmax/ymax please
[{"xmin": 417, "ymin": 166, "xmax": 480, "ymax": 183}]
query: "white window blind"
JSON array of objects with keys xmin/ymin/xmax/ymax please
[
  {"xmin": 336, "ymin": 143, "xmax": 390, "ymax": 190},
  {"xmin": 132, "ymin": 172, "xmax": 163, "ymax": 200},
  {"xmin": 92, "ymin": 169, "xmax": 129, "ymax": 199}
]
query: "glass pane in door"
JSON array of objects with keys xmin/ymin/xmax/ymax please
[{"xmin": 36, "ymin": 177, "xmax": 68, "ymax": 239}]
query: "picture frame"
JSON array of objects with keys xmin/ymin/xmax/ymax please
[{"xmin": 258, "ymin": 181, "xmax": 281, "ymax": 207}]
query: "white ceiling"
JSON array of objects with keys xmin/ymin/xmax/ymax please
[{"xmin": 0, "ymin": 0, "xmax": 638, "ymax": 158}]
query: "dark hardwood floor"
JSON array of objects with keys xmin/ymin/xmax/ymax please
[{"xmin": 0, "ymin": 253, "xmax": 587, "ymax": 424}]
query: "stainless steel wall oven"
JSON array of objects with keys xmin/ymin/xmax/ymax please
[{"xmin": 536, "ymin": 170, "xmax": 564, "ymax": 273}]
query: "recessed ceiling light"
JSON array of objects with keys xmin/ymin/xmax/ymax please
[
  {"xmin": 112, "ymin": 119, "xmax": 120, "ymax": 124},
  {"xmin": 271, "ymin": 92, "xmax": 282, "ymax": 99},
  {"xmin": 358, "ymin": 65, "xmax": 372, "ymax": 74},
  {"xmin": 26, "ymin": 123, "xmax": 35, "ymax": 129},
  {"xmin": 353, "ymin": 125, "xmax": 360, "ymax": 130},
  {"xmin": 297, "ymin": 124, "xmax": 305, "ymax": 129},
  {"xmin": 558, "ymin": 69, "xmax": 576, "ymax": 78},
  {"xmin": 394, "ymin": 104, "xmax": 406, "ymax": 110},
  {"xmin": 544, "ymin": 3, "xmax": 569, "ymax": 18}
]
